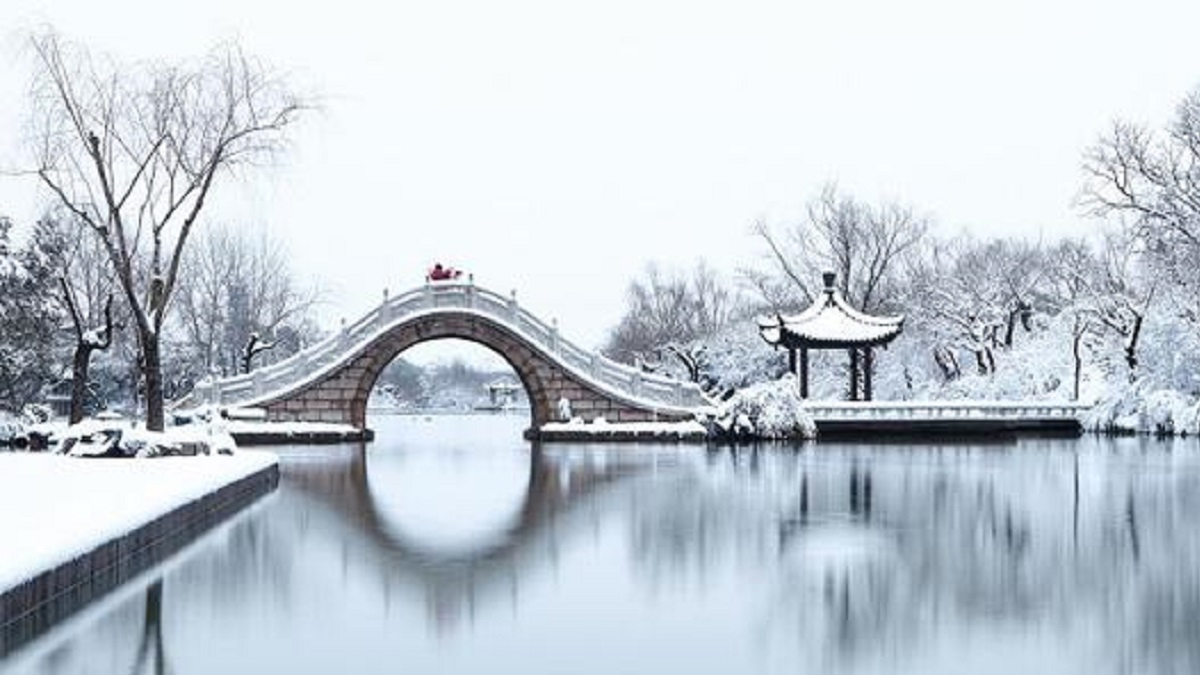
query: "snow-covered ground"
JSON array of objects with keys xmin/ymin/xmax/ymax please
[
  {"xmin": 541, "ymin": 417, "xmax": 708, "ymax": 437},
  {"xmin": 170, "ymin": 406, "xmax": 362, "ymax": 438},
  {"xmin": 222, "ymin": 420, "xmax": 362, "ymax": 436},
  {"xmin": 0, "ymin": 450, "xmax": 277, "ymax": 596}
]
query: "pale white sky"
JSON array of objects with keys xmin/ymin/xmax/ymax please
[{"xmin": 2, "ymin": 0, "xmax": 1199, "ymax": 349}]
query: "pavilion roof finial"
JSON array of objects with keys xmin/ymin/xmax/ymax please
[{"xmin": 822, "ymin": 271, "xmax": 836, "ymax": 292}]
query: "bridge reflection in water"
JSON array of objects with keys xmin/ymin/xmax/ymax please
[
  {"xmin": 282, "ymin": 427, "xmax": 656, "ymax": 631},
  {"xmin": 6, "ymin": 419, "xmax": 1200, "ymax": 674}
]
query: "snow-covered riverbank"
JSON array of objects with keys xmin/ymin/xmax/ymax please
[{"xmin": 0, "ymin": 451, "xmax": 277, "ymax": 596}]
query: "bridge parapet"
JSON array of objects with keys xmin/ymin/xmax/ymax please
[
  {"xmin": 178, "ymin": 281, "xmax": 711, "ymax": 416},
  {"xmin": 802, "ymin": 401, "xmax": 1091, "ymax": 420},
  {"xmin": 801, "ymin": 400, "xmax": 1089, "ymax": 437}
]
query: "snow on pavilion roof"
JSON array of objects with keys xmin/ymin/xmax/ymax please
[{"xmin": 757, "ymin": 274, "xmax": 903, "ymax": 348}]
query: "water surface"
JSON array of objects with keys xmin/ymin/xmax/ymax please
[{"xmin": 3, "ymin": 415, "xmax": 1199, "ymax": 674}]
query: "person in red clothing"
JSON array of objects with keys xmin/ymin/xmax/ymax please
[{"xmin": 426, "ymin": 262, "xmax": 463, "ymax": 282}]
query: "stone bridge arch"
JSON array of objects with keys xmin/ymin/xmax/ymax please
[
  {"xmin": 177, "ymin": 281, "xmax": 710, "ymax": 438},
  {"xmin": 259, "ymin": 311, "xmax": 686, "ymax": 435}
]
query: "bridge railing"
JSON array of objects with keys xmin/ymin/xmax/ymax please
[
  {"xmin": 179, "ymin": 280, "xmax": 711, "ymax": 412},
  {"xmin": 801, "ymin": 401, "xmax": 1092, "ymax": 420}
]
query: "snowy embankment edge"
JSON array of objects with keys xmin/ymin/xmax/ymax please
[
  {"xmin": 536, "ymin": 418, "xmax": 709, "ymax": 441},
  {"xmin": 0, "ymin": 453, "xmax": 279, "ymax": 633},
  {"xmin": 535, "ymin": 376, "xmax": 819, "ymax": 442}
]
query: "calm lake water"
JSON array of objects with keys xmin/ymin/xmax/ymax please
[{"xmin": 3, "ymin": 415, "xmax": 1200, "ymax": 674}]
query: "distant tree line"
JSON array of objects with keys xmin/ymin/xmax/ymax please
[{"xmin": 373, "ymin": 357, "xmax": 526, "ymax": 410}]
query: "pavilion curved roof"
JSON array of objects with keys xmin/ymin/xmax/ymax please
[{"xmin": 758, "ymin": 274, "xmax": 904, "ymax": 349}]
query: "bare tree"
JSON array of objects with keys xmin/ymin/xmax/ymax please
[
  {"xmin": 27, "ymin": 31, "xmax": 307, "ymax": 429},
  {"xmin": 34, "ymin": 211, "xmax": 120, "ymax": 422},
  {"xmin": 1081, "ymin": 91, "xmax": 1200, "ymax": 329},
  {"xmin": 1077, "ymin": 231, "xmax": 1157, "ymax": 376},
  {"xmin": 604, "ymin": 261, "xmax": 739, "ymax": 370},
  {"xmin": 1044, "ymin": 237, "xmax": 1106, "ymax": 399},
  {"xmin": 59, "ymin": 280, "xmax": 113, "ymax": 422},
  {"xmin": 240, "ymin": 332, "xmax": 276, "ymax": 374},
  {"xmin": 174, "ymin": 223, "xmax": 320, "ymax": 376},
  {"xmin": 910, "ymin": 236, "xmax": 1050, "ymax": 376},
  {"xmin": 751, "ymin": 184, "xmax": 928, "ymax": 313}
]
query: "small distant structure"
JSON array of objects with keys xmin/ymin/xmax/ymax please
[
  {"xmin": 475, "ymin": 379, "xmax": 525, "ymax": 412},
  {"xmin": 757, "ymin": 272, "xmax": 903, "ymax": 401},
  {"xmin": 486, "ymin": 380, "xmax": 521, "ymax": 405}
]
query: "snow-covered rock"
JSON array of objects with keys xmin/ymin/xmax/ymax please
[{"xmin": 540, "ymin": 416, "xmax": 708, "ymax": 437}]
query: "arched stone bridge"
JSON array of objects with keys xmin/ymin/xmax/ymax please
[{"xmin": 174, "ymin": 281, "xmax": 712, "ymax": 437}]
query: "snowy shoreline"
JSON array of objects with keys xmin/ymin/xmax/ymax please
[{"xmin": 0, "ymin": 451, "xmax": 278, "ymax": 600}]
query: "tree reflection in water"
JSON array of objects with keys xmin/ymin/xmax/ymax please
[
  {"xmin": 129, "ymin": 581, "xmax": 166, "ymax": 675},
  {"xmin": 5, "ymin": 422, "xmax": 1200, "ymax": 675},
  {"xmin": 625, "ymin": 440, "xmax": 1200, "ymax": 673}
]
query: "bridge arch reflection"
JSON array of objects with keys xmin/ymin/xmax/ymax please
[{"xmin": 280, "ymin": 429, "xmax": 656, "ymax": 631}]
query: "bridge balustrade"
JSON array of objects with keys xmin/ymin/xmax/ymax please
[
  {"xmin": 801, "ymin": 401, "xmax": 1091, "ymax": 421},
  {"xmin": 175, "ymin": 281, "xmax": 711, "ymax": 411}
]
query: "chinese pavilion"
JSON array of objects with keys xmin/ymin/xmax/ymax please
[{"xmin": 757, "ymin": 272, "xmax": 904, "ymax": 401}]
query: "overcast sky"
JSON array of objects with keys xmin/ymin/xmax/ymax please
[{"xmin": 2, "ymin": 0, "xmax": 1200, "ymax": 350}]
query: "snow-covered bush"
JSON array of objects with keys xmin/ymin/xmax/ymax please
[
  {"xmin": 693, "ymin": 322, "xmax": 790, "ymax": 393},
  {"xmin": 714, "ymin": 374, "xmax": 816, "ymax": 440},
  {"xmin": 1084, "ymin": 386, "xmax": 1200, "ymax": 436},
  {"xmin": 52, "ymin": 418, "xmax": 237, "ymax": 457}
]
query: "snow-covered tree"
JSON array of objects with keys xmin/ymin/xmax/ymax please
[
  {"xmin": 907, "ymin": 236, "xmax": 1052, "ymax": 377},
  {"xmin": 749, "ymin": 184, "xmax": 928, "ymax": 314},
  {"xmin": 1081, "ymin": 88, "xmax": 1200, "ymax": 334},
  {"xmin": 26, "ymin": 31, "xmax": 307, "ymax": 430},
  {"xmin": 0, "ymin": 216, "xmax": 62, "ymax": 412},
  {"xmin": 28, "ymin": 210, "xmax": 122, "ymax": 422}
]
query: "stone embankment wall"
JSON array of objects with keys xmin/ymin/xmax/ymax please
[{"xmin": 0, "ymin": 463, "xmax": 279, "ymax": 655}]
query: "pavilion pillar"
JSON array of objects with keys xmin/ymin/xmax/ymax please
[
  {"xmin": 849, "ymin": 347, "xmax": 860, "ymax": 401},
  {"xmin": 864, "ymin": 347, "xmax": 874, "ymax": 402},
  {"xmin": 788, "ymin": 347, "xmax": 797, "ymax": 376},
  {"xmin": 799, "ymin": 347, "xmax": 809, "ymax": 399}
]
